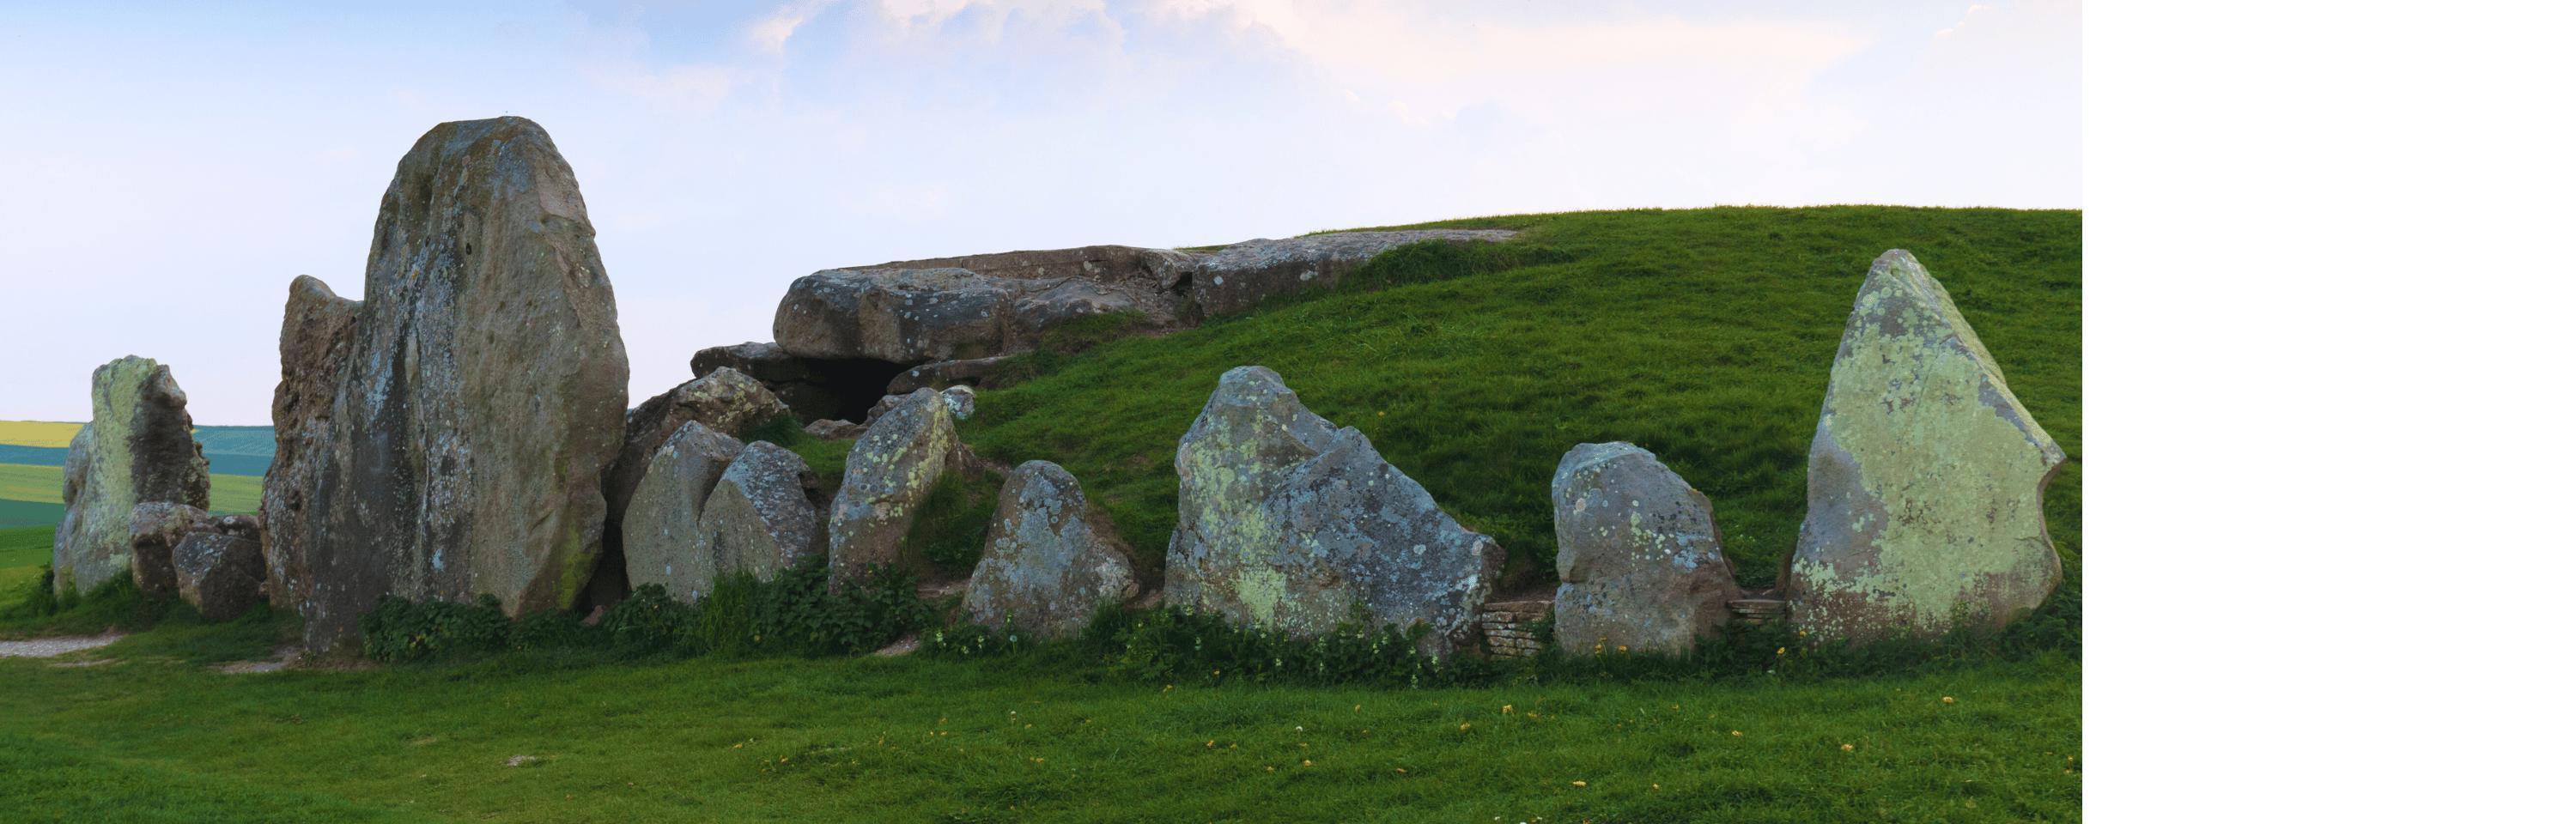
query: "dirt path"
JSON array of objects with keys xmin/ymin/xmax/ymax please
[{"xmin": 0, "ymin": 633, "xmax": 122, "ymax": 658}]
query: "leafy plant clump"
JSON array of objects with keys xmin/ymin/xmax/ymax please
[{"xmin": 356, "ymin": 558, "xmax": 932, "ymax": 664}]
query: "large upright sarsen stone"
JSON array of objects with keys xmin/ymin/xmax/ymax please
[
  {"xmin": 282, "ymin": 117, "xmax": 629, "ymax": 651},
  {"xmin": 55, "ymin": 357, "xmax": 210, "ymax": 595},
  {"xmin": 262, "ymin": 276, "xmax": 361, "ymax": 610},
  {"xmin": 1784, "ymin": 250, "xmax": 2067, "ymax": 641},
  {"xmin": 1165, "ymin": 367, "xmax": 1501, "ymax": 656}
]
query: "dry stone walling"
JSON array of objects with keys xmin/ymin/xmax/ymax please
[
  {"xmin": 265, "ymin": 116, "xmax": 629, "ymax": 651},
  {"xmin": 1165, "ymin": 367, "xmax": 1503, "ymax": 657},
  {"xmin": 1549, "ymin": 442, "xmax": 1743, "ymax": 655},
  {"xmin": 55, "ymin": 356, "xmax": 210, "ymax": 596},
  {"xmin": 963, "ymin": 461, "xmax": 1139, "ymax": 639},
  {"xmin": 1783, "ymin": 250, "xmax": 2068, "ymax": 641}
]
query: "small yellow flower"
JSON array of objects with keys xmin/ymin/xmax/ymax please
[
  {"xmin": 1776, "ymin": 647, "xmax": 1786, "ymax": 656},
  {"xmin": 1395, "ymin": 767, "xmax": 1407, "ymax": 774},
  {"xmin": 1353, "ymin": 704, "xmax": 1362, "ymax": 712},
  {"xmin": 1265, "ymin": 766, "xmax": 1275, "ymax": 772},
  {"xmin": 1031, "ymin": 757, "xmax": 1044, "ymax": 764},
  {"xmin": 1730, "ymin": 730, "xmax": 1743, "ymax": 737},
  {"xmin": 1840, "ymin": 743, "xmax": 1855, "ymax": 752},
  {"xmin": 1941, "ymin": 696, "xmax": 1956, "ymax": 705},
  {"xmin": 1502, "ymin": 704, "xmax": 1515, "ymax": 714},
  {"xmin": 732, "ymin": 743, "xmax": 743, "ymax": 748},
  {"xmin": 1206, "ymin": 740, "xmax": 1216, "ymax": 748},
  {"xmin": 1571, "ymin": 780, "xmax": 1588, "ymax": 788},
  {"xmin": 1617, "ymin": 645, "xmax": 1629, "ymax": 652},
  {"xmin": 1459, "ymin": 722, "xmax": 1473, "ymax": 731},
  {"xmin": 1651, "ymin": 784, "xmax": 1662, "ymax": 791}
]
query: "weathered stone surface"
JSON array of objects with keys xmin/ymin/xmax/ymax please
[
  {"xmin": 55, "ymin": 357, "xmax": 210, "ymax": 595},
  {"xmin": 622, "ymin": 422, "xmax": 745, "ymax": 602},
  {"xmin": 1189, "ymin": 230, "xmax": 1517, "ymax": 318},
  {"xmin": 1784, "ymin": 250, "xmax": 2068, "ymax": 641},
  {"xmin": 283, "ymin": 116, "xmax": 629, "ymax": 651},
  {"xmin": 1166, "ymin": 367, "xmax": 1502, "ymax": 656},
  {"xmin": 963, "ymin": 461, "xmax": 1138, "ymax": 638},
  {"xmin": 688, "ymin": 341, "xmax": 905, "ymax": 424},
  {"xmin": 860, "ymin": 385, "xmax": 975, "ymax": 427},
  {"xmin": 173, "ymin": 532, "xmax": 265, "ymax": 621},
  {"xmin": 803, "ymin": 419, "xmax": 863, "ymax": 440},
  {"xmin": 1548, "ymin": 442, "xmax": 1742, "ymax": 655},
  {"xmin": 261, "ymin": 276, "xmax": 362, "ymax": 609},
  {"xmin": 884, "ymin": 355, "xmax": 1014, "ymax": 395},
  {"xmin": 700, "ymin": 441, "xmax": 826, "ymax": 583},
  {"xmin": 609, "ymin": 367, "xmax": 787, "ymax": 531},
  {"xmin": 771, "ymin": 244, "xmax": 1200, "ymax": 367},
  {"xmin": 690, "ymin": 341, "xmax": 812, "ymax": 385},
  {"xmin": 826, "ymin": 388, "xmax": 963, "ymax": 585},
  {"xmin": 128, "ymin": 501, "xmax": 216, "ymax": 603}
]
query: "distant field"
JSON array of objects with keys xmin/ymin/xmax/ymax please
[
  {"xmin": 0, "ymin": 464, "xmax": 261, "ymax": 528},
  {"xmin": 0, "ymin": 421, "xmax": 82, "ymax": 449}
]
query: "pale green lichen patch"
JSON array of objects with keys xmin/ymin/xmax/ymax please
[{"xmin": 1787, "ymin": 251, "xmax": 2064, "ymax": 641}]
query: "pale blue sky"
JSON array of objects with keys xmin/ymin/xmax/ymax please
[{"xmin": 0, "ymin": 1, "xmax": 2078, "ymax": 423}]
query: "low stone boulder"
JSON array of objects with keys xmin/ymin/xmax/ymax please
[
  {"xmin": 690, "ymin": 342, "xmax": 850, "ymax": 421},
  {"xmin": 623, "ymin": 422, "xmax": 746, "ymax": 602},
  {"xmin": 57, "ymin": 356, "xmax": 210, "ymax": 596},
  {"xmin": 1549, "ymin": 442, "xmax": 1742, "ymax": 655},
  {"xmin": 129, "ymin": 501, "xmax": 216, "ymax": 602},
  {"xmin": 610, "ymin": 367, "xmax": 789, "ymax": 531},
  {"xmin": 700, "ymin": 441, "xmax": 826, "ymax": 582},
  {"xmin": 1784, "ymin": 250, "xmax": 2069, "ymax": 641},
  {"xmin": 803, "ymin": 419, "xmax": 864, "ymax": 440},
  {"xmin": 1189, "ymin": 230, "xmax": 1517, "ymax": 318},
  {"xmin": 963, "ymin": 461, "xmax": 1138, "ymax": 638},
  {"xmin": 826, "ymin": 388, "xmax": 964, "ymax": 585},
  {"xmin": 1165, "ymin": 367, "xmax": 1502, "ymax": 656},
  {"xmin": 861, "ymin": 385, "xmax": 975, "ymax": 427},
  {"xmin": 173, "ymin": 531, "xmax": 264, "ymax": 621}
]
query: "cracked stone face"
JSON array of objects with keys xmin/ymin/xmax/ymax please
[
  {"xmin": 1783, "ymin": 250, "xmax": 2067, "ymax": 641},
  {"xmin": 1165, "ymin": 366, "xmax": 1502, "ymax": 657},
  {"xmin": 1549, "ymin": 442, "xmax": 1742, "ymax": 655}
]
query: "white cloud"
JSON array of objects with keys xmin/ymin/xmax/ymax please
[{"xmin": 747, "ymin": 0, "xmax": 845, "ymax": 54}]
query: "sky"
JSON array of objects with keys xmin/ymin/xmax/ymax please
[{"xmin": 0, "ymin": 0, "xmax": 2078, "ymax": 425}]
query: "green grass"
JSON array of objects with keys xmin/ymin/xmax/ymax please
[
  {"xmin": 0, "ymin": 499, "xmax": 64, "ymax": 530},
  {"xmin": 0, "ymin": 206, "xmax": 2079, "ymax": 821},
  {"xmin": 963, "ymin": 205, "xmax": 2081, "ymax": 589},
  {"xmin": 0, "ymin": 644, "xmax": 2078, "ymax": 822},
  {"xmin": 0, "ymin": 464, "xmax": 263, "ymax": 516},
  {"xmin": 1, "ymin": 524, "xmax": 49, "ymax": 597}
]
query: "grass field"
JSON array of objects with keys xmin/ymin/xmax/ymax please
[
  {"xmin": 0, "ymin": 525, "xmax": 46, "ymax": 599},
  {"xmin": 0, "ymin": 464, "xmax": 263, "ymax": 528},
  {"xmin": 0, "ymin": 206, "xmax": 2080, "ymax": 821},
  {"xmin": 0, "ymin": 420, "xmax": 83, "ymax": 448}
]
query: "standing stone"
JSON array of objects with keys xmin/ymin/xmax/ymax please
[
  {"xmin": 700, "ymin": 441, "xmax": 826, "ymax": 583},
  {"xmin": 621, "ymin": 422, "xmax": 746, "ymax": 603},
  {"xmin": 262, "ymin": 276, "xmax": 362, "ymax": 610},
  {"xmin": 825, "ymin": 388, "xmax": 963, "ymax": 585},
  {"xmin": 1188, "ymin": 230, "xmax": 1517, "ymax": 318},
  {"xmin": 54, "ymin": 357, "xmax": 210, "ymax": 595},
  {"xmin": 963, "ymin": 461, "xmax": 1138, "ymax": 638},
  {"xmin": 1785, "ymin": 250, "xmax": 2068, "ymax": 641},
  {"xmin": 173, "ymin": 532, "xmax": 265, "ymax": 621},
  {"xmin": 1166, "ymin": 367, "xmax": 1502, "ymax": 656},
  {"xmin": 1549, "ymin": 442, "xmax": 1742, "ymax": 655},
  {"xmin": 128, "ymin": 501, "xmax": 216, "ymax": 603},
  {"xmin": 282, "ymin": 117, "xmax": 629, "ymax": 651}
]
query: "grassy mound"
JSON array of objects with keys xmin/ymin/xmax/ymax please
[{"xmin": 962, "ymin": 206, "xmax": 2081, "ymax": 591}]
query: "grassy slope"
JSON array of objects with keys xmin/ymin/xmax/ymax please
[
  {"xmin": 0, "ymin": 206, "xmax": 2080, "ymax": 821},
  {"xmin": 963, "ymin": 206, "xmax": 2081, "ymax": 589},
  {"xmin": 0, "ymin": 645, "xmax": 2078, "ymax": 823}
]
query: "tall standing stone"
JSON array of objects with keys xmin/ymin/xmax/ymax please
[
  {"xmin": 1549, "ymin": 442, "xmax": 1742, "ymax": 655},
  {"xmin": 261, "ymin": 276, "xmax": 361, "ymax": 610},
  {"xmin": 1784, "ymin": 250, "xmax": 2067, "ymax": 641},
  {"xmin": 280, "ymin": 117, "xmax": 629, "ymax": 651},
  {"xmin": 54, "ymin": 357, "xmax": 210, "ymax": 595},
  {"xmin": 963, "ymin": 461, "xmax": 1138, "ymax": 638},
  {"xmin": 1166, "ymin": 367, "xmax": 1502, "ymax": 656}
]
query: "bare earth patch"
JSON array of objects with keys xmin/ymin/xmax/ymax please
[{"xmin": 0, "ymin": 633, "xmax": 121, "ymax": 658}]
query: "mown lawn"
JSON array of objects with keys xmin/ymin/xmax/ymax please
[
  {"xmin": 0, "ymin": 630, "xmax": 2080, "ymax": 823},
  {"xmin": 0, "ymin": 525, "xmax": 46, "ymax": 597}
]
